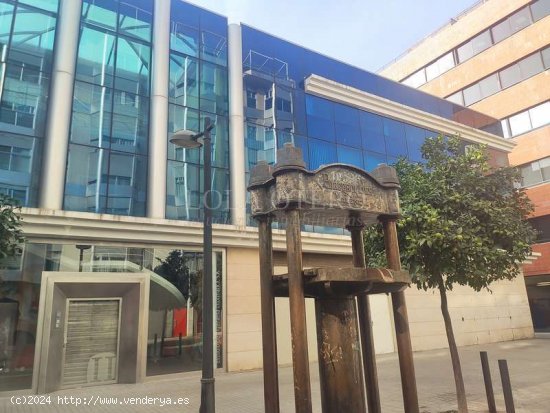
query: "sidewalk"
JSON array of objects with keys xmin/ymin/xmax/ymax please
[{"xmin": 1, "ymin": 338, "xmax": 548, "ymax": 413}]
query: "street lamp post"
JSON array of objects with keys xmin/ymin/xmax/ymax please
[{"xmin": 170, "ymin": 117, "xmax": 215, "ymax": 413}]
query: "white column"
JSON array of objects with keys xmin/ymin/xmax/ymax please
[
  {"xmin": 146, "ymin": 0, "xmax": 171, "ymax": 219},
  {"xmin": 39, "ymin": 0, "xmax": 82, "ymax": 210},
  {"xmin": 228, "ymin": 23, "xmax": 247, "ymax": 227}
]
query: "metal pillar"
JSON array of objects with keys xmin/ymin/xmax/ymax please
[
  {"xmin": 258, "ymin": 217, "xmax": 280, "ymax": 413},
  {"xmin": 39, "ymin": 0, "xmax": 82, "ymax": 209},
  {"xmin": 227, "ymin": 23, "xmax": 247, "ymax": 227},
  {"xmin": 147, "ymin": 0, "xmax": 170, "ymax": 218},
  {"xmin": 382, "ymin": 218, "xmax": 419, "ymax": 413},
  {"xmin": 285, "ymin": 209, "xmax": 312, "ymax": 413},
  {"xmin": 349, "ymin": 226, "xmax": 381, "ymax": 413}
]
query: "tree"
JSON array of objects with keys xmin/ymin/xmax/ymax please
[
  {"xmin": 0, "ymin": 194, "xmax": 23, "ymax": 261},
  {"xmin": 364, "ymin": 136, "xmax": 535, "ymax": 413},
  {"xmin": 154, "ymin": 249, "xmax": 190, "ymax": 300}
]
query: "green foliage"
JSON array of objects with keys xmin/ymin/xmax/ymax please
[
  {"xmin": 154, "ymin": 250, "xmax": 191, "ymax": 301},
  {"xmin": 365, "ymin": 136, "xmax": 536, "ymax": 292},
  {"xmin": 0, "ymin": 195, "xmax": 24, "ymax": 260}
]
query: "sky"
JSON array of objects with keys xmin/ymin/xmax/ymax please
[{"xmin": 185, "ymin": 0, "xmax": 479, "ymax": 72}]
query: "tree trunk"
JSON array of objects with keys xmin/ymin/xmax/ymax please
[{"xmin": 438, "ymin": 279, "xmax": 468, "ymax": 413}]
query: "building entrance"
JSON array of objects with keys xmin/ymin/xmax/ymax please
[{"xmin": 61, "ymin": 299, "xmax": 121, "ymax": 389}]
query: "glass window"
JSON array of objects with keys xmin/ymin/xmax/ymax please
[
  {"xmin": 521, "ymin": 161, "xmax": 543, "ymax": 187},
  {"xmin": 337, "ymin": 145, "xmax": 363, "ymax": 169},
  {"xmin": 169, "ymin": 54, "xmax": 199, "ymax": 109},
  {"xmin": 360, "ymin": 111, "xmax": 386, "ymax": 154},
  {"xmin": 405, "ymin": 126, "xmax": 426, "ymax": 162},
  {"xmin": 70, "ymin": 81, "xmax": 112, "ymax": 148},
  {"xmin": 499, "ymin": 63, "xmax": 521, "ymax": 89},
  {"xmin": 543, "ymin": 47, "xmax": 550, "ymax": 69},
  {"xmin": 457, "ymin": 41, "xmax": 474, "ymax": 63},
  {"xmin": 518, "ymin": 53, "xmax": 544, "ymax": 79},
  {"xmin": 540, "ymin": 157, "xmax": 550, "ymax": 182},
  {"xmin": 402, "ymin": 69, "xmax": 426, "ymax": 88},
  {"xmin": 308, "ymin": 138, "xmax": 337, "ymax": 169},
  {"xmin": 479, "ymin": 74, "xmax": 500, "ymax": 99},
  {"xmin": 463, "ymin": 83, "xmax": 483, "ymax": 106},
  {"xmin": 471, "ymin": 30, "xmax": 492, "ymax": 55},
  {"xmin": 81, "ymin": 0, "xmax": 117, "ymax": 30},
  {"xmin": 509, "ymin": 111, "xmax": 532, "ymax": 136},
  {"xmin": 0, "ymin": 64, "xmax": 50, "ymax": 137},
  {"xmin": 64, "ymin": 144, "xmax": 109, "ymax": 213},
  {"xmin": 114, "ymin": 37, "xmax": 150, "ymax": 96},
  {"xmin": 118, "ymin": 0, "xmax": 153, "ymax": 42},
  {"xmin": 508, "ymin": 7, "xmax": 531, "ymax": 33},
  {"xmin": 334, "ymin": 104, "xmax": 361, "ymax": 148},
  {"xmin": 426, "ymin": 52, "xmax": 455, "ymax": 81},
  {"xmin": 10, "ymin": 7, "xmax": 57, "ymax": 67},
  {"xmin": 199, "ymin": 62, "xmax": 228, "ymax": 116},
  {"xmin": 306, "ymin": 95, "xmax": 335, "ymax": 142},
  {"xmin": 105, "ymin": 151, "xmax": 146, "ymax": 216},
  {"xmin": 201, "ymin": 31, "xmax": 227, "ymax": 66},
  {"xmin": 166, "ymin": 160, "xmax": 201, "ymax": 221},
  {"xmin": 501, "ymin": 119, "xmax": 511, "ymax": 139},
  {"xmin": 446, "ymin": 91, "xmax": 464, "ymax": 106},
  {"xmin": 76, "ymin": 27, "xmax": 116, "ymax": 88},
  {"xmin": 170, "ymin": 22, "xmax": 199, "ymax": 57},
  {"xmin": 491, "ymin": 19, "xmax": 512, "ymax": 44},
  {"xmin": 19, "ymin": 0, "xmax": 59, "ymax": 13},
  {"xmin": 363, "ymin": 151, "xmax": 387, "ymax": 172},
  {"xmin": 529, "ymin": 101, "xmax": 550, "ymax": 129},
  {"xmin": 111, "ymin": 90, "xmax": 149, "ymax": 154},
  {"xmin": 383, "ymin": 118, "xmax": 407, "ymax": 158},
  {"xmin": 0, "ymin": 134, "xmax": 39, "ymax": 206},
  {"xmin": 531, "ymin": 0, "xmax": 550, "ymax": 22},
  {"xmin": 0, "ymin": 2, "xmax": 14, "ymax": 48}
]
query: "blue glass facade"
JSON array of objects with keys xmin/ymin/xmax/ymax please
[
  {"xmin": 166, "ymin": 0, "xmax": 230, "ymax": 223},
  {"xmin": 63, "ymin": 0, "xmax": 153, "ymax": 216},
  {"xmin": 0, "ymin": 0, "xmax": 59, "ymax": 206}
]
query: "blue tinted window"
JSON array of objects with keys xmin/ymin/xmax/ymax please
[
  {"xmin": 0, "ymin": 134, "xmax": 41, "ymax": 206},
  {"xmin": 19, "ymin": 0, "xmax": 59, "ymax": 13},
  {"xmin": 105, "ymin": 151, "xmax": 147, "ymax": 215},
  {"xmin": 306, "ymin": 95, "xmax": 335, "ymax": 142},
  {"xmin": 200, "ymin": 61, "xmax": 228, "ymax": 115},
  {"xmin": 363, "ymin": 151, "xmax": 387, "ymax": 172},
  {"xmin": 334, "ymin": 104, "xmax": 361, "ymax": 148},
  {"xmin": 201, "ymin": 31, "xmax": 227, "ymax": 66},
  {"xmin": 171, "ymin": 22, "xmax": 199, "ymax": 57},
  {"xmin": 64, "ymin": 144, "xmax": 109, "ymax": 213},
  {"xmin": 70, "ymin": 81, "xmax": 112, "ymax": 148},
  {"xmin": 118, "ymin": 0, "xmax": 153, "ymax": 42},
  {"xmin": 337, "ymin": 145, "xmax": 363, "ymax": 169},
  {"xmin": 169, "ymin": 54, "xmax": 199, "ymax": 109},
  {"xmin": 405, "ymin": 125, "xmax": 426, "ymax": 162},
  {"xmin": 360, "ymin": 111, "xmax": 386, "ymax": 154},
  {"xmin": 309, "ymin": 138, "xmax": 336, "ymax": 169},
  {"xmin": 383, "ymin": 118, "xmax": 408, "ymax": 158},
  {"xmin": 114, "ymin": 37, "xmax": 150, "ymax": 96},
  {"xmin": 76, "ymin": 27, "xmax": 116, "ymax": 87},
  {"xmin": 82, "ymin": 0, "xmax": 117, "ymax": 30}
]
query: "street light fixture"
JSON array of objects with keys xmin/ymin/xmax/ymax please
[{"xmin": 170, "ymin": 117, "xmax": 215, "ymax": 413}]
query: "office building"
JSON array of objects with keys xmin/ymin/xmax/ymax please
[{"xmin": 380, "ymin": 0, "xmax": 550, "ymax": 334}]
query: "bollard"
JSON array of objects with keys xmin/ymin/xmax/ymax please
[
  {"xmin": 480, "ymin": 352, "xmax": 496, "ymax": 413},
  {"xmin": 499, "ymin": 359, "xmax": 515, "ymax": 413},
  {"xmin": 179, "ymin": 333, "xmax": 183, "ymax": 356}
]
